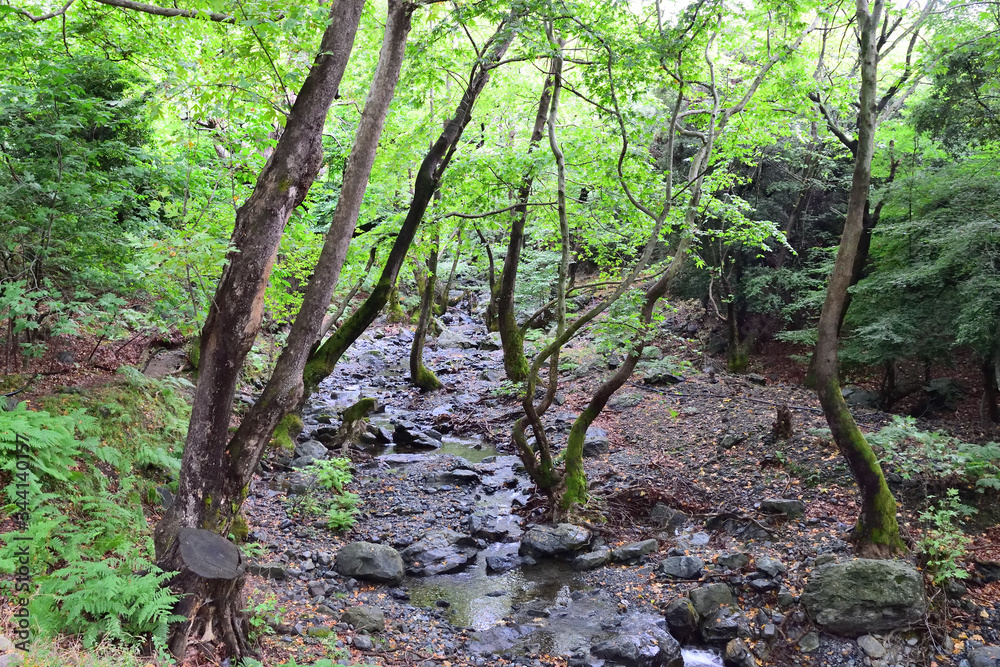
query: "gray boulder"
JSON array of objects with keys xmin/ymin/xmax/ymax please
[
  {"xmin": 649, "ymin": 503, "xmax": 686, "ymax": 530},
  {"xmin": 291, "ymin": 439, "xmax": 328, "ymax": 467},
  {"xmin": 969, "ymin": 646, "xmax": 1000, "ymax": 667},
  {"xmin": 583, "ymin": 427, "xmax": 610, "ymax": 457},
  {"xmin": 759, "ymin": 498, "xmax": 806, "ymax": 518},
  {"xmin": 658, "ymin": 556, "xmax": 704, "ymax": 580},
  {"xmin": 519, "ymin": 523, "xmax": 591, "ymax": 558},
  {"xmin": 755, "ymin": 555, "xmax": 786, "ymax": 578},
  {"xmin": 717, "ymin": 552, "xmax": 749, "ymax": 570},
  {"xmin": 590, "ymin": 614, "xmax": 683, "ymax": 667},
  {"xmin": 340, "ymin": 605, "xmax": 384, "ymax": 633},
  {"xmin": 689, "ymin": 583, "xmax": 735, "ymax": 616},
  {"xmin": 800, "ymin": 559, "xmax": 926, "ymax": 636},
  {"xmin": 664, "ymin": 598, "xmax": 699, "ymax": 643},
  {"xmin": 613, "ymin": 539, "xmax": 659, "ymax": 562},
  {"xmin": 392, "ymin": 421, "xmax": 441, "ymax": 449},
  {"xmin": 573, "ymin": 548, "xmax": 612, "ymax": 571},
  {"xmin": 400, "ymin": 529, "xmax": 478, "ymax": 576},
  {"xmin": 700, "ymin": 606, "xmax": 745, "ymax": 646},
  {"xmin": 335, "ymin": 542, "xmax": 405, "ymax": 584},
  {"xmin": 437, "ymin": 328, "xmax": 474, "ymax": 349},
  {"xmin": 479, "ymin": 332, "xmax": 503, "ymax": 351}
]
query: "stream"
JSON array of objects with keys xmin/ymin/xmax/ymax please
[{"xmin": 296, "ymin": 321, "xmax": 724, "ymax": 667}]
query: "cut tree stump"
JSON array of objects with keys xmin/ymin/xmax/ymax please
[{"xmin": 164, "ymin": 527, "xmax": 252, "ymax": 658}]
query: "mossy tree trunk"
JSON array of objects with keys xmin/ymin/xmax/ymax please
[
  {"xmin": 811, "ymin": 0, "xmax": 904, "ymax": 555},
  {"xmin": 496, "ymin": 65, "xmax": 555, "ymax": 382},
  {"xmin": 153, "ymin": 2, "xmax": 409, "ymax": 656},
  {"xmin": 411, "ymin": 238, "xmax": 443, "ymax": 391},
  {"xmin": 303, "ymin": 9, "xmax": 522, "ymax": 396}
]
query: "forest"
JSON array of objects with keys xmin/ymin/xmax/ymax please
[{"xmin": 0, "ymin": 0, "xmax": 999, "ymax": 665}]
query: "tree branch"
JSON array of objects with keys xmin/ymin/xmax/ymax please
[
  {"xmin": 91, "ymin": 0, "xmax": 234, "ymax": 22},
  {"xmin": 11, "ymin": 0, "xmax": 75, "ymax": 22}
]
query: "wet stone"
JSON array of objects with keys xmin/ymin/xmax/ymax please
[
  {"xmin": 658, "ymin": 556, "xmax": 704, "ymax": 580},
  {"xmin": 759, "ymin": 498, "xmax": 806, "ymax": 518},
  {"xmin": 519, "ymin": 523, "xmax": 591, "ymax": 559},
  {"xmin": 717, "ymin": 552, "xmax": 749, "ymax": 570},
  {"xmin": 341, "ymin": 605, "xmax": 385, "ymax": 633},
  {"xmin": 690, "ymin": 583, "xmax": 735, "ymax": 616},
  {"xmin": 700, "ymin": 606, "xmax": 744, "ymax": 646},
  {"xmin": 573, "ymin": 548, "xmax": 612, "ymax": 571},
  {"xmin": 755, "ymin": 555, "xmax": 786, "ymax": 578},
  {"xmin": 612, "ymin": 539, "xmax": 659, "ymax": 562}
]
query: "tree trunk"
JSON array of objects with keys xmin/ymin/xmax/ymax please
[
  {"xmin": 303, "ymin": 9, "xmax": 522, "ymax": 395},
  {"xmin": 154, "ymin": 0, "xmax": 407, "ymax": 655},
  {"xmin": 437, "ymin": 229, "xmax": 462, "ymax": 315},
  {"xmin": 982, "ymin": 359, "xmax": 999, "ymax": 423},
  {"xmin": 811, "ymin": 0, "xmax": 904, "ymax": 555},
  {"xmin": 496, "ymin": 67, "xmax": 555, "ymax": 381},
  {"xmin": 411, "ymin": 242, "xmax": 443, "ymax": 390}
]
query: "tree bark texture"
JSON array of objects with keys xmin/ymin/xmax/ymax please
[
  {"xmin": 411, "ymin": 243, "xmax": 443, "ymax": 390},
  {"xmin": 811, "ymin": 0, "xmax": 904, "ymax": 554},
  {"xmin": 303, "ymin": 8, "xmax": 523, "ymax": 394},
  {"xmin": 496, "ymin": 67, "xmax": 555, "ymax": 381}
]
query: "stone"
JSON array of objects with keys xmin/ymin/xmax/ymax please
[
  {"xmin": 664, "ymin": 598, "xmax": 699, "ymax": 643},
  {"xmin": 759, "ymin": 498, "xmax": 806, "ymax": 518},
  {"xmin": 485, "ymin": 553, "xmax": 522, "ymax": 573},
  {"xmin": 857, "ymin": 635, "xmax": 886, "ymax": 659},
  {"xmin": 798, "ymin": 632, "xmax": 820, "ymax": 652},
  {"xmin": 801, "ymin": 559, "xmax": 926, "ymax": 636},
  {"xmin": 717, "ymin": 552, "xmax": 749, "ymax": 570},
  {"xmin": 400, "ymin": 529, "xmax": 479, "ymax": 576},
  {"xmin": 658, "ymin": 556, "xmax": 705, "ymax": 580},
  {"xmin": 341, "ymin": 605, "xmax": 384, "ymax": 633},
  {"xmin": 975, "ymin": 560, "xmax": 1000, "ymax": 583},
  {"xmin": 248, "ymin": 563, "xmax": 289, "ymax": 580},
  {"xmin": 609, "ymin": 393, "xmax": 643, "ymax": 410},
  {"xmin": 353, "ymin": 635, "xmax": 374, "ymax": 650},
  {"xmin": 701, "ymin": 606, "xmax": 745, "ymax": 646},
  {"xmin": 0, "ymin": 655, "xmax": 22, "ymax": 667},
  {"xmin": 519, "ymin": 523, "xmax": 591, "ymax": 558},
  {"xmin": 582, "ymin": 427, "xmax": 610, "ymax": 457},
  {"xmin": 573, "ymin": 548, "xmax": 612, "ymax": 571},
  {"xmin": 467, "ymin": 509, "xmax": 519, "ymax": 542},
  {"xmin": 814, "ymin": 553, "xmax": 836, "ymax": 567},
  {"xmin": 335, "ymin": 542, "xmax": 405, "ymax": 584},
  {"xmin": 747, "ymin": 576, "xmax": 779, "ymax": 593},
  {"xmin": 306, "ymin": 626, "xmax": 332, "ymax": 638},
  {"xmin": 613, "ymin": 539, "xmax": 659, "ymax": 562},
  {"xmin": 944, "ymin": 578, "xmax": 968, "ymax": 599},
  {"xmin": 969, "ymin": 646, "xmax": 1000, "ymax": 667},
  {"xmin": 755, "ymin": 555, "xmax": 786, "ymax": 578},
  {"xmin": 590, "ymin": 613, "xmax": 683, "ymax": 667},
  {"xmin": 438, "ymin": 329, "xmax": 474, "ymax": 349},
  {"xmin": 392, "ymin": 422, "xmax": 442, "ymax": 449},
  {"xmin": 724, "ymin": 638, "xmax": 751, "ymax": 667},
  {"xmin": 689, "ymin": 583, "xmax": 735, "ymax": 617},
  {"xmin": 479, "ymin": 332, "xmax": 503, "ymax": 351},
  {"xmin": 842, "ymin": 386, "xmax": 881, "ymax": 408},
  {"xmin": 649, "ymin": 503, "xmax": 686, "ymax": 530},
  {"xmin": 291, "ymin": 439, "xmax": 328, "ymax": 467}
]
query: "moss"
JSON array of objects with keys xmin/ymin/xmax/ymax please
[
  {"xmin": 230, "ymin": 513, "xmax": 249, "ymax": 543},
  {"xmin": 269, "ymin": 413, "xmax": 302, "ymax": 453},
  {"xmin": 560, "ymin": 409, "xmax": 596, "ymax": 510},
  {"xmin": 412, "ymin": 364, "xmax": 443, "ymax": 391},
  {"xmin": 341, "ymin": 397, "xmax": 376, "ymax": 423},
  {"xmin": 187, "ymin": 336, "xmax": 201, "ymax": 370}
]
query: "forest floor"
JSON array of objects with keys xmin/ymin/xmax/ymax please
[{"xmin": 212, "ymin": 301, "xmax": 1000, "ymax": 667}]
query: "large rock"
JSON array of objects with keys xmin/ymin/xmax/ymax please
[
  {"xmin": 340, "ymin": 605, "xmax": 384, "ymax": 633},
  {"xmin": 700, "ymin": 606, "xmax": 746, "ymax": 646},
  {"xmin": 400, "ymin": 529, "xmax": 479, "ymax": 576},
  {"xmin": 573, "ymin": 548, "xmax": 612, "ymax": 571},
  {"xmin": 658, "ymin": 556, "xmax": 704, "ymax": 579},
  {"xmin": 969, "ymin": 646, "xmax": 1000, "ymax": 667},
  {"xmin": 759, "ymin": 498, "xmax": 806, "ymax": 518},
  {"xmin": 335, "ymin": 542, "xmax": 405, "ymax": 584},
  {"xmin": 689, "ymin": 583, "xmax": 734, "ymax": 617},
  {"xmin": 800, "ymin": 559, "xmax": 926, "ymax": 636},
  {"xmin": 613, "ymin": 539, "xmax": 659, "ymax": 562},
  {"xmin": 664, "ymin": 598, "xmax": 699, "ymax": 643},
  {"xmin": 291, "ymin": 439, "xmax": 328, "ymax": 467},
  {"xmin": 649, "ymin": 503, "xmax": 686, "ymax": 531},
  {"xmin": 519, "ymin": 523, "xmax": 591, "ymax": 558},
  {"xmin": 590, "ymin": 614, "xmax": 683, "ymax": 667},
  {"xmin": 437, "ymin": 328, "xmax": 474, "ymax": 349},
  {"xmin": 583, "ymin": 428, "xmax": 610, "ymax": 457},
  {"xmin": 392, "ymin": 421, "xmax": 441, "ymax": 449}
]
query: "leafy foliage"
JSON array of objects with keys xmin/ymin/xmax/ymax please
[{"xmin": 917, "ymin": 489, "xmax": 975, "ymax": 584}]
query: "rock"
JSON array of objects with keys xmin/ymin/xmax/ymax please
[
  {"xmin": 969, "ymin": 646, "xmax": 1000, "ymax": 667},
  {"xmin": 393, "ymin": 422, "xmax": 442, "ymax": 449},
  {"xmin": 798, "ymin": 632, "xmax": 820, "ymax": 652},
  {"xmin": 814, "ymin": 553, "xmax": 837, "ymax": 567},
  {"xmin": 519, "ymin": 523, "xmax": 591, "ymax": 558},
  {"xmin": 609, "ymin": 393, "xmax": 643, "ymax": 410},
  {"xmin": 649, "ymin": 503, "xmax": 686, "ymax": 530},
  {"xmin": 857, "ymin": 635, "xmax": 886, "ymax": 659},
  {"xmin": 353, "ymin": 635, "xmax": 374, "ymax": 650},
  {"xmin": 291, "ymin": 440, "xmax": 328, "ymax": 467},
  {"xmin": 842, "ymin": 386, "xmax": 881, "ymax": 408},
  {"xmin": 335, "ymin": 542, "xmax": 405, "ymax": 584},
  {"xmin": 485, "ymin": 553, "xmax": 522, "ymax": 573},
  {"xmin": 717, "ymin": 552, "xmax": 748, "ymax": 570},
  {"xmin": 700, "ymin": 606, "xmax": 745, "ymax": 646},
  {"xmin": 975, "ymin": 560, "xmax": 1000, "ymax": 583},
  {"xmin": 724, "ymin": 639, "xmax": 752, "ymax": 667},
  {"xmin": 306, "ymin": 625, "xmax": 332, "ymax": 638},
  {"xmin": 590, "ymin": 613, "xmax": 683, "ymax": 667},
  {"xmin": 0, "ymin": 636, "xmax": 14, "ymax": 654},
  {"xmin": 613, "ymin": 539, "xmax": 659, "ymax": 562},
  {"xmin": 747, "ymin": 576, "xmax": 779, "ymax": 593},
  {"xmin": 582, "ymin": 427, "xmax": 610, "ymax": 457},
  {"xmin": 443, "ymin": 468, "xmax": 481, "ymax": 485},
  {"xmin": 746, "ymin": 373, "xmax": 766, "ymax": 385},
  {"xmin": 0, "ymin": 654, "xmax": 23, "ymax": 667},
  {"xmin": 479, "ymin": 332, "xmax": 503, "ymax": 351},
  {"xmin": 664, "ymin": 598, "xmax": 699, "ymax": 643},
  {"xmin": 800, "ymin": 559, "xmax": 926, "ymax": 636},
  {"xmin": 341, "ymin": 605, "xmax": 384, "ymax": 633},
  {"xmin": 944, "ymin": 578, "xmax": 968, "ymax": 599},
  {"xmin": 438, "ymin": 328, "xmax": 474, "ymax": 349},
  {"xmin": 467, "ymin": 509, "xmax": 519, "ymax": 542},
  {"xmin": 400, "ymin": 529, "xmax": 479, "ymax": 576},
  {"xmin": 689, "ymin": 583, "xmax": 735, "ymax": 616},
  {"xmin": 658, "ymin": 556, "xmax": 704, "ymax": 580},
  {"xmin": 759, "ymin": 498, "xmax": 806, "ymax": 518},
  {"xmin": 755, "ymin": 555, "xmax": 786, "ymax": 578},
  {"xmin": 573, "ymin": 548, "xmax": 612, "ymax": 571}
]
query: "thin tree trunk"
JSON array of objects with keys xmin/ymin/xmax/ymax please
[
  {"xmin": 438, "ymin": 229, "xmax": 462, "ymax": 314},
  {"xmin": 411, "ymin": 239, "xmax": 442, "ymax": 390},
  {"xmin": 983, "ymin": 358, "xmax": 1000, "ymax": 423},
  {"xmin": 318, "ymin": 246, "xmax": 378, "ymax": 340},
  {"xmin": 303, "ymin": 9, "xmax": 522, "ymax": 395},
  {"xmin": 496, "ymin": 67, "xmax": 555, "ymax": 381},
  {"xmin": 811, "ymin": 0, "xmax": 904, "ymax": 555},
  {"xmin": 154, "ymin": 1, "xmax": 408, "ymax": 656}
]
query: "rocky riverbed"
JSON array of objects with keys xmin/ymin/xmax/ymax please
[{"xmin": 237, "ymin": 311, "xmax": 996, "ymax": 667}]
